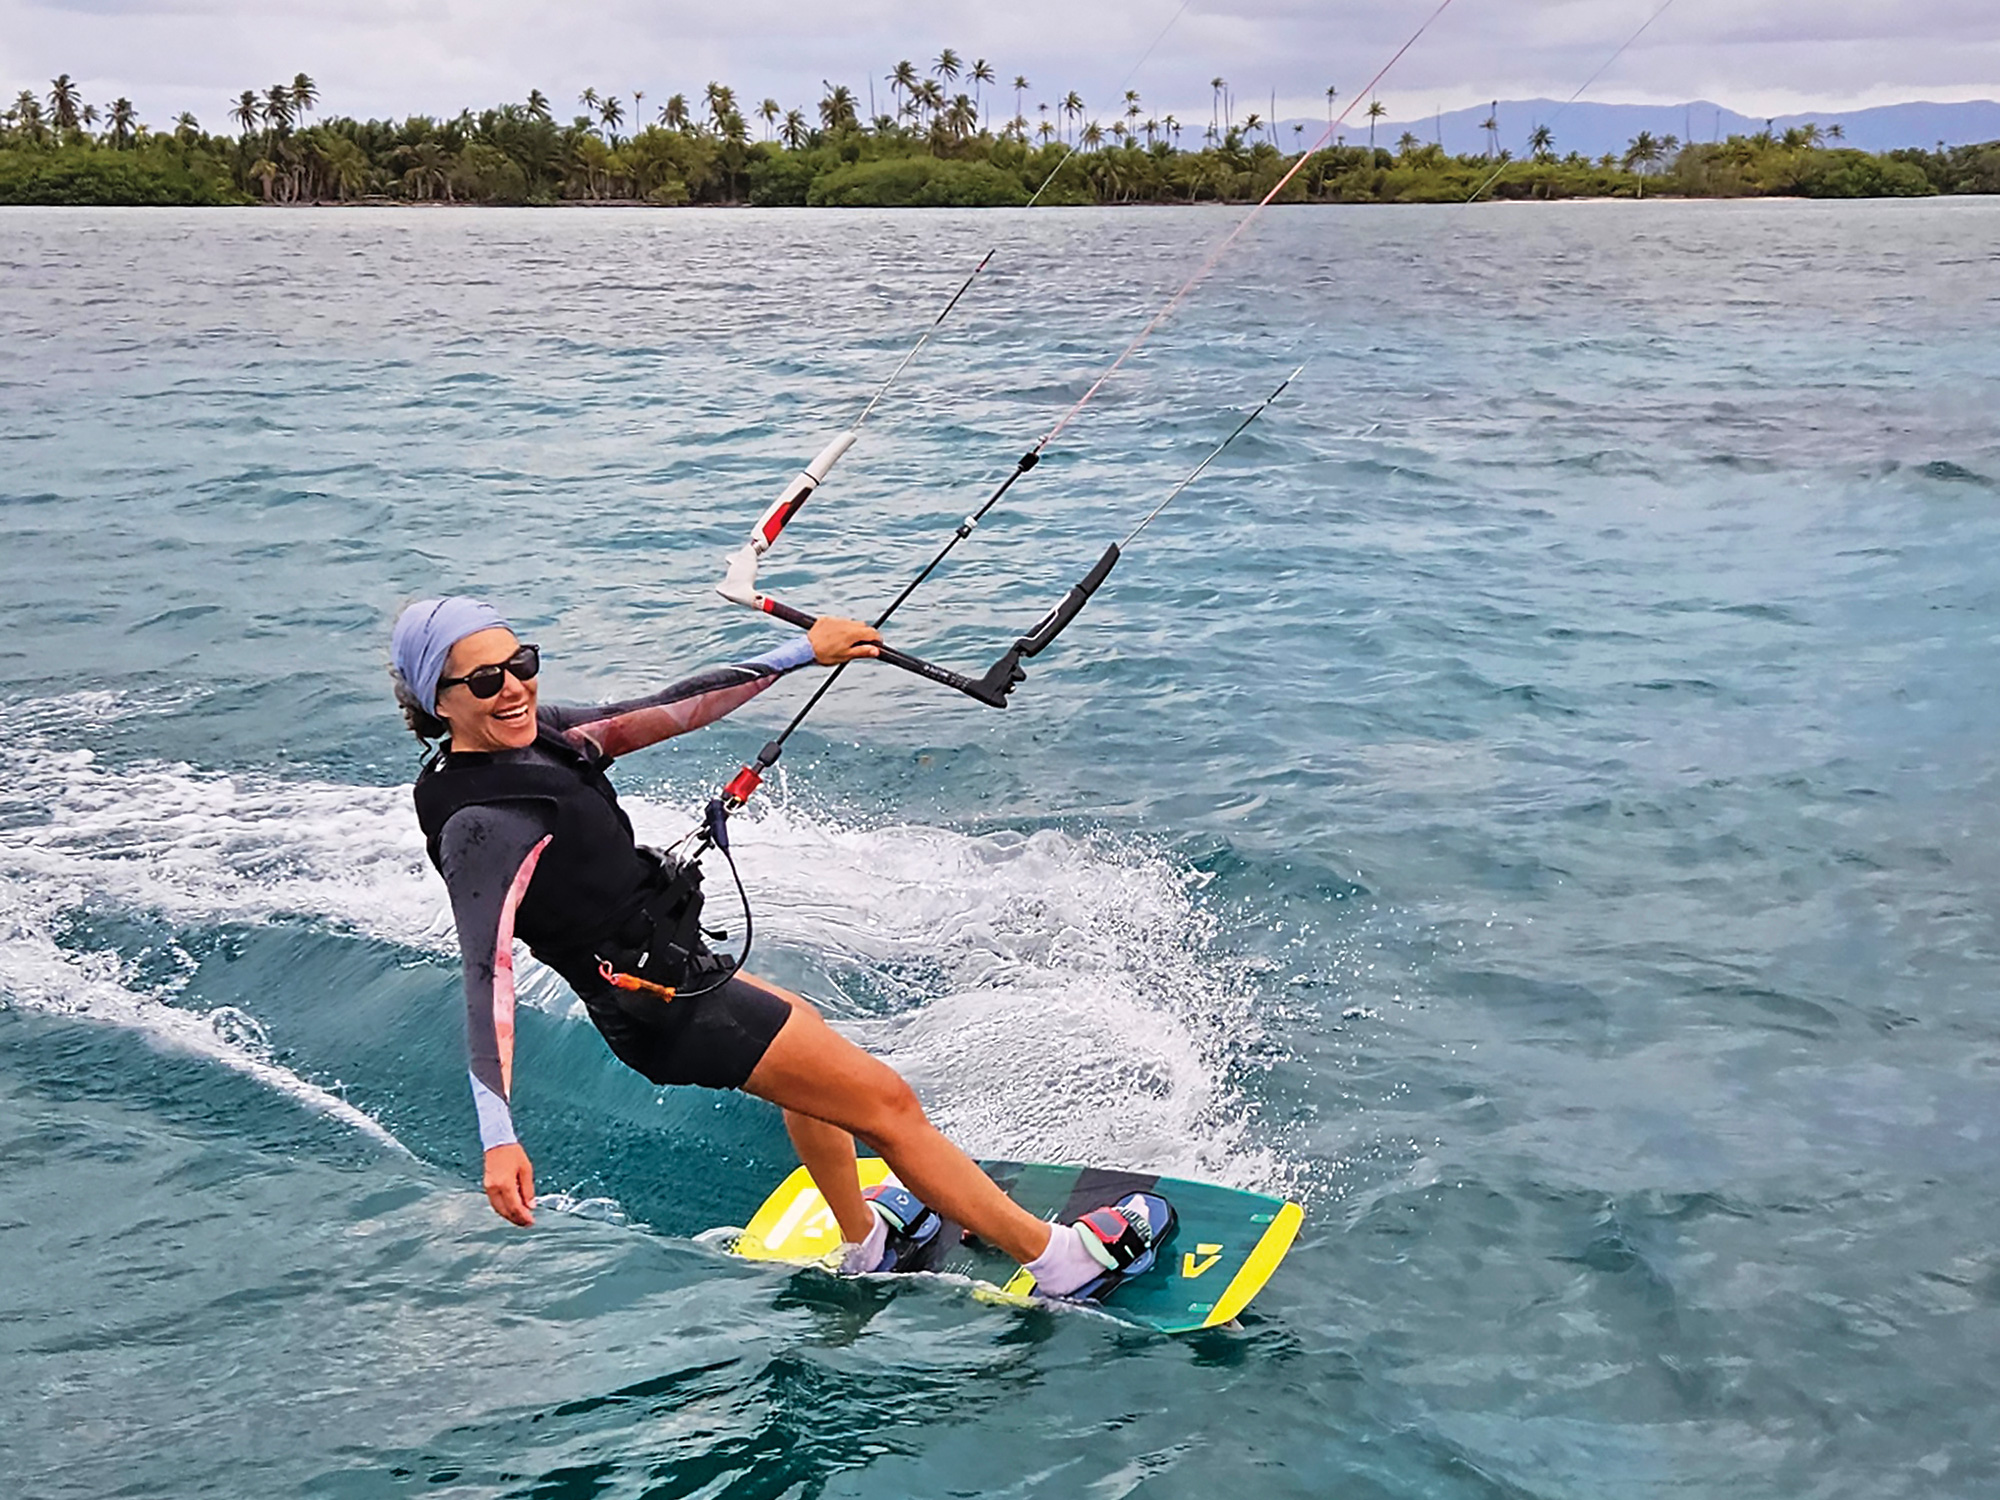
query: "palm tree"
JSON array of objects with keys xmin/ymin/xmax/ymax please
[
  {"xmin": 48, "ymin": 75, "xmax": 82, "ymax": 135},
  {"xmin": 527, "ymin": 89, "xmax": 552, "ymax": 122},
  {"xmin": 597, "ymin": 95, "xmax": 623, "ymax": 141},
  {"xmin": 972, "ymin": 58, "xmax": 994, "ymax": 121},
  {"xmin": 263, "ymin": 84, "xmax": 295, "ymax": 142},
  {"xmin": 16, "ymin": 91, "xmax": 52, "ymax": 144},
  {"xmin": 1061, "ymin": 90, "xmax": 1084, "ymax": 145},
  {"xmin": 1827, "ymin": 122, "xmax": 1845, "ymax": 141},
  {"xmin": 915, "ymin": 79, "xmax": 944, "ymax": 123},
  {"xmin": 1325, "ymin": 84, "xmax": 1337, "ymax": 126},
  {"xmin": 819, "ymin": 84, "xmax": 857, "ymax": 132},
  {"xmin": 758, "ymin": 98, "xmax": 780, "ymax": 140},
  {"xmin": 290, "ymin": 73, "xmax": 318, "ymax": 120},
  {"xmin": 781, "ymin": 108, "xmax": 807, "ymax": 150},
  {"xmin": 1210, "ymin": 76, "xmax": 1226, "ymax": 136},
  {"xmin": 1091, "ymin": 151, "xmax": 1133, "ymax": 203},
  {"xmin": 1623, "ymin": 130, "xmax": 1661, "ymax": 196},
  {"xmin": 1081, "ymin": 119, "xmax": 1103, "ymax": 151},
  {"xmin": 578, "ymin": 86, "xmax": 599, "ymax": 115},
  {"xmin": 704, "ymin": 82, "xmax": 735, "ymax": 132},
  {"xmin": 1397, "ymin": 130, "xmax": 1419, "ymax": 157},
  {"xmin": 661, "ymin": 93, "xmax": 690, "ymax": 130},
  {"xmin": 399, "ymin": 139, "xmax": 453, "ymax": 201},
  {"xmin": 107, "ymin": 97, "xmax": 137, "ymax": 148},
  {"xmin": 1036, "ymin": 118, "xmax": 1055, "ymax": 145},
  {"xmin": 81, "ymin": 102, "xmax": 100, "ymax": 132},
  {"xmin": 1482, "ymin": 102, "xmax": 1499, "ymax": 158},
  {"xmin": 1012, "ymin": 74, "xmax": 1029, "ymax": 125},
  {"xmin": 888, "ymin": 60, "xmax": 917, "ymax": 117},
  {"xmin": 323, "ymin": 135, "xmax": 370, "ymax": 199},
  {"xmin": 1366, "ymin": 97, "xmax": 1386, "ymax": 148},
  {"xmin": 1527, "ymin": 123, "xmax": 1553, "ymax": 161},
  {"xmin": 933, "ymin": 49, "xmax": 961, "ymax": 88},
  {"xmin": 232, "ymin": 90, "xmax": 260, "ymax": 138},
  {"xmin": 174, "ymin": 111, "xmax": 200, "ymax": 143},
  {"xmin": 715, "ymin": 107, "xmax": 749, "ymax": 197}
]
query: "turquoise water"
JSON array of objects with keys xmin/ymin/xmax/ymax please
[{"xmin": 3, "ymin": 198, "xmax": 1998, "ymax": 1497}]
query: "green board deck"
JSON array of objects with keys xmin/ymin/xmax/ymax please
[{"xmin": 728, "ymin": 1156, "xmax": 1301, "ymax": 1334}]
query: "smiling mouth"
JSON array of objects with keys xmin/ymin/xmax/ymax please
[{"xmin": 493, "ymin": 704, "xmax": 530, "ymax": 722}]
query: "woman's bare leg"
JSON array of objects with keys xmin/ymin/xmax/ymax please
[
  {"xmin": 782, "ymin": 1109, "xmax": 871, "ymax": 1244},
  {"xmin": 738, "ymin": 977, "xmax": 1053, "ymax": 1266}
]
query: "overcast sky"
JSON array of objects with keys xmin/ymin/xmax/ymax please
[{"xmin": 5, "ymin": 0, "xmax": 1995, "ymax": 134}]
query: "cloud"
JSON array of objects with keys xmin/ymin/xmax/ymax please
[{"xmin": 3, "ymin": 0, "xmax": 1994, "ymax": 135}]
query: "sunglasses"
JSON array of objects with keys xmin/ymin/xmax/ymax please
[{"xmin": 436, "ymin": 644, "xmax": 540, "ymax": 700}]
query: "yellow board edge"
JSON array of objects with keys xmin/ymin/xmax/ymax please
[
  {"xmin": 735, "ymin": 1156, "xmax": 894, "ymax": 1262},
  {"xmin": 1201, "ymin": 1199, "xmax": 1304, "ymax": 1327}
]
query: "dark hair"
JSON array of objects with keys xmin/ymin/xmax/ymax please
[{"xmin": 390, "ymin": 667, "xmax": 449, "ymax": 743}]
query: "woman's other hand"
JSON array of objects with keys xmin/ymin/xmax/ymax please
[
  {"xmin": 484, "ymin": 1142, "xmax": 536, "ymax": 1226},
  {"xmin": 807, "ymin": 617, "xmax": 882, "ymax": 665}
]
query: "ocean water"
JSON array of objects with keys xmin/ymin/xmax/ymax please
[{"xmin": 2, "ymin": 197, "xmax": 1996, "ymax": 1498}]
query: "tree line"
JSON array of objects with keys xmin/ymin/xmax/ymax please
[{"xmin": 4, "ymin": 64, "xmax": 1998, "ymax": 207}]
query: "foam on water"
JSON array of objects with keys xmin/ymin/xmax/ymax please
[
  {"xmin": 0, "ymin": 691, "xmax": 1274, "ymax": 1188},
  {"xmin": 0, "ymin": 694, "xmax": 419, "ymax": 1150}
]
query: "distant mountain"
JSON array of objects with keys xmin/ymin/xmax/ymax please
[{"xmin": 1274, "ymin": 99, "xmax": 2000, "ymax": 160}]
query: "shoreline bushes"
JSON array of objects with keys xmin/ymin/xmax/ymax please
[{"xmin": 6, "ymin": 72, "xmax": 1998, "ymax": 208}]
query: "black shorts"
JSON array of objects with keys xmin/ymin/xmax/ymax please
[{"xmin": 580, "ymin": 966, "xmax": 793, "ymax": 1091}]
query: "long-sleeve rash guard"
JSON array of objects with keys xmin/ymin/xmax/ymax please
[{"xmin": 434, "ymin": 636, "xmax": 816, "ymax": 1150}]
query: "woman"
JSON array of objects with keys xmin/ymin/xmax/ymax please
[{"xmin": 390, "ymin": 596, "xmax": 1169, "ymax": 1300}]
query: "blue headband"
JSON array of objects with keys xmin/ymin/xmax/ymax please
[{"xmin": 391, "ymin": 597, "xmax": 513, "ymax": 713}]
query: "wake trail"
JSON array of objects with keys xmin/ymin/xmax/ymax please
[{"xmin": 0, "ymin": 691, "xmax": 1282, "ymax": 1189}]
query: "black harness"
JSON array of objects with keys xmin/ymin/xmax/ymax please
[{"xmin": 413, "ymin": 729, "xmax": 714, "ymax": 998}]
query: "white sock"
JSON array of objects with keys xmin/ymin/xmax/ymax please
[
  {"xmin": 837, "ymin": 1209, "xmax": 890, "ymax": 1275},
  {"xmin": 1022, "ymin": 1222, "xmax": 1113, "ymax": 1297}
]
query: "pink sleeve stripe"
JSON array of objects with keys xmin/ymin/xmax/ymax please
[
  {"xmin": 492, "ymin": 834, "xmax": 551, "ymax": 1099},
  {"xmin": 567, "ymin": 678, "xmax": 777, "ymax": 759}
]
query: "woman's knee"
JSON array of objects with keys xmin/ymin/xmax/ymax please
[
  {"xmin": 746, "ymin": 1002, "xmax": 926, "ymax": 1132},
  {"xmin": 838, "ymin": 1054, "xmax": 928, "ymax": 1142}
]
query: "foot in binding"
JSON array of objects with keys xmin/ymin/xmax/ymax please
[
  {"xmin": 837, "ymin": 1183, "xmax": 943, "ymax": 1275},
  {"xmin": 1028, "ymin": 1192, "xmax": 1178, "ymax": 1303}
]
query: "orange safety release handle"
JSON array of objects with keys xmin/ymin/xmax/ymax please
[{"xmin": 597, "ymin": 959, "xmax": 676, "ymax": 1004}]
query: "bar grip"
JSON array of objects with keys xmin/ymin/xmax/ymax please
[
  {"xmin": 875, "ymin": 644, "xmax": 1006, "ymax": 705},
  {"xmin": 1017, "ymin": 543, "xmax": 1120, "ymax": 659}
]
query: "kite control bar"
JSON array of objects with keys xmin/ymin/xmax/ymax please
[
  {"xmin": 754, "ymin": 596, "xmax": 1017, "ymax": 706},
  {"xmin": 754, "ymin": 539, "xmax": 1121, "ymax": 713}
]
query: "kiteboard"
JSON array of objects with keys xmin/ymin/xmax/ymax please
[{"xmin": 724, "ymin": 1156, "xmax": 1301, "ymax": 1334}]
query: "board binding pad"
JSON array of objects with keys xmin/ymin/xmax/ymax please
[{"xmin": 730, "ymin": 1156, "xmax": 1301, "ymax": 1334}]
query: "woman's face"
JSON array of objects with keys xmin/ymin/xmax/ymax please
[{"xmin": 435, "ymin": 626, "xmax": 538, "ymax": 752}]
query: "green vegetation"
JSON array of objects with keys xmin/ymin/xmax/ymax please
[{"xmin": 4, "ymin": 66, "xmax": 1998, "ymax": 208}]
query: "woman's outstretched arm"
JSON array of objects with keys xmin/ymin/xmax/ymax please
[{"xmin": 542, "ymin": 619, "xmax": 880, "ymax": 760}]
